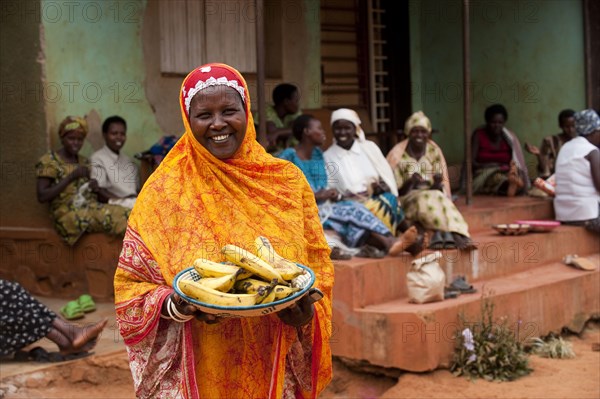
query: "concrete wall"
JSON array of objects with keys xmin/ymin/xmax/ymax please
[
  {"xmin": 1, "ymin": 0, "xmax": 321, "ymax": 229},
  {"xmin": 1, "ymin": 0, "xmax": 50, "ymax": 227},
  {"xmin": 42, "ymin": 0, "xmax": 163, "ymax": 157},
  {"xmin": 409, "ymin": 0, "xmax": 586, "ymax": 170}
]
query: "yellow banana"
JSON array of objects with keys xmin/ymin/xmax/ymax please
[
  {"xmin": 196, "ymin": 270, "xmax": 239, "ymax": 292},
  {"xmin": 255, "ymin": 236, "xmax": 305, "ymax": 280},
  {"xmin": 235, "ymin": 278, "xmax": 300, "ymax": 301},
  {"xmin": 179, "ymin": 279, "xmax": 262, "ymax": 307},
  {"xmin": 272, "ymin": 285, "xmax": 301, "ymax": 300},
  {"xmin": 193, "ymin": 258, "xmax": 252, "ymax": 279},
  {"xmin": 221, "ymin": 245, "xmax": 288, "ymax": 285},
  {"xmin": 258, "ymin": 288, "xmax": 277, "ymax": 304}
]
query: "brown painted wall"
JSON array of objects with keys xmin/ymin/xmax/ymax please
[{"xmin": 0, "ymin": 0, "xmax": 51, "ymax": 228}]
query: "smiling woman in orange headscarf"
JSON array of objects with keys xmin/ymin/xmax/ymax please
[{"xmin": 114, "ymin": 64, "xmax": 334, "ymax": 398}]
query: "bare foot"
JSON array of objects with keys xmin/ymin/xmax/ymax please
[
  {"xmin": 389, "ymin": 226, "xmax": 418, "ymax": 256},
  {"xmin": 507, "ymin": 161, "xmax": 524, "ymax": 197},
  {"xmin": 72, "ymin": 318, "xmax": 108, "ymax": 351},
  {"xmin": 60, "ymin": 338, "xmax": 98, "ymax": 356}
]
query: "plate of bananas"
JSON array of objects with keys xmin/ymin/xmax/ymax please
[{"xmin": 173, "ymin": 236, "xmax": 318, "ymax": 317}]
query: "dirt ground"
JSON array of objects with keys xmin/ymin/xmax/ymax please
[{"xmin": 2, "ymin": 322, "xmax": 598, "ymax": 399}]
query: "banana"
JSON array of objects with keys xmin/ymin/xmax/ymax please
[
  {"xmin": 221, "ymin": 244, "xmax": 288, "ymax": 285},
  {"xmin": 258, "ymin": 287, "xmax": 277, "ymax": 304},
  {"xmin": 196, "ymin": 270, "xmax": 239, "ymax": 292},
  {"xmin": 235, "ymin": 278, "xmax": 301, "ymax": 301},
  {"xmin": 272, "ymin": 285, "xmax": 301, "ymax": 300},
  {"xmin": 255, "ymin": 236, "xmax": 305, "ymax": 280},
  {"xmin": 179, "ymin": 279, "xmax": 264, "ymax": 307},
  {"xmin": 193, "ymin": 258, "xmax": 252, "ymax": 279}
]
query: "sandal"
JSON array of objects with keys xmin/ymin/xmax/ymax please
[
  {"xmin": 444, "ymin": 287, "xmax": 461, "ymax": 300},
  {"xmin": 429, "ymin": 231, "xmax": 445, "ymax": 250},
  {"xmin": 448, "ymin": 276, "xmax": 477, "ymax": 294},
  {"xmin": 60, "ymin": 300, "xmax": 84, "ymax": 320},
  {"xmin": 356, "ymin": 245, "xmax": 386, "ymax": 259},
  {"xmin": 563, "ymin": 254, "xmax": 597, "ymax": 271},
  {"xmin": 442, "ymin": 232, "xmax": 457, "ymax": 249},
  {"xmin": 77, "ymin": 294, "xmax": 96, "ymax": 313}
]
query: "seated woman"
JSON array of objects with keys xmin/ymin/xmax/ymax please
[
  {"xmin": 90, "ymin": 115, "xmax": 139, "ymax": 209},
  {"xmin": 255, "ymin": 83, "xmax": 302, "ymax": 153},
  {"xmin": 554, "ymin": 109, "xmax": 600, "ymax": 234},
  {"xmin": 36, "ymin": 116, "xmax": 130, "ymax": 245},
  {"xmin": 0, "ymin": 279, "xmax": 107, "ymax": 360},
  {"xmin": 387, "ymin": 111, "xmax": 475, "ymax": 250},
  {"xmin": 323, "ymin": 108, "xmax": 405, "ymax": 237},
  {"xmin": 279, "ymin": 115, "xmax": 417, "ymax": 257},
  {"xmin": 524, "ymin": 109, "xmax": 576, "ymax": 179},
  {"xmin": 470, "ymin": 104, "xmax": 530, "ymax": 196}
]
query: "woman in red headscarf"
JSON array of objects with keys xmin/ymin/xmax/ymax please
[
  {"xmin": 36, "ymin": 116, "xmax": 130, "ymax": 245},
  {"xmin": 114, "ymin": 64, "xmax": 334, "ymax": 398}
]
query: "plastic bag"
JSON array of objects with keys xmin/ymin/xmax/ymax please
[{"xmin": 407, "ymin": 251, "xmax": 445, "ymax": 304}]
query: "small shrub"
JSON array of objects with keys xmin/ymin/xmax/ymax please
[
  {"xmin": 450, "ymin": 294, "xmax": 532, "ymax": 381},
  {"xmin": 529, "ymin": 336, "xmax": 575, "ymax": 359}
]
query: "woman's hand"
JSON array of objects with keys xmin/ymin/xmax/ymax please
[
  {"xmin": 69, "ymin": 165, "xmax": 90, "ymax": 181},
  {"xmin": 277, "ymin": 294, "xmax": 314, "ymax": 327},
  {"xmin": 371, "ymin": 180, "xmax": 390, "ymax": 196},
  {"xmin": 524, "ymin": 142, "xmax": 540, "ymax": 156},
  {"xmin": 315, "ymin": 188, "xmax": 340, "ymax": 202},
  {"xmin": 162, "ymin": 292, "xmax": 219, "ymax": 324},
  {"xmin": 431, "ymin": 173, "xmax": 444, "ymax": 191}
]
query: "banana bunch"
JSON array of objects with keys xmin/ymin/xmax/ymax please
[{"xmin": 179, "ymin": 239, "xmax": 308, "ymax": 308}]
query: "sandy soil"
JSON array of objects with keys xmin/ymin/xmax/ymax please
[{"xmin": 2, "ymin": 322, "xmax": 598, "ymax": 399}]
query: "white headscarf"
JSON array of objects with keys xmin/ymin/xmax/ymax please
[{"xmin": 330, "ymin": 109, "xmax": 398, "ymax": 196}]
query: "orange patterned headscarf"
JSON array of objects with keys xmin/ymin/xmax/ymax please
[{"xmin": 119, "ymin": 63, "xmax": 333, "ymax": 398}]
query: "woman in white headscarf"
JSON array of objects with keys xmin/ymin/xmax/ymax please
[
  {"xmin": 324, "ymin": 108, "xmax": 405, "ymax": 238},
  {"xmin": 387, "ymin": 111, "xmax": 475, "ymax": 250},
  {"xmin": 554, "ymin": 109, "xmax": 600, "ymax": 234}
]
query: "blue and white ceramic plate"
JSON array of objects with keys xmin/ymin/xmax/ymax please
[{"xmin": 173, "ymin": 263, "xmax": 315, "ymax": 317}]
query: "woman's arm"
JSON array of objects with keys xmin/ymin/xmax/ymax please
[
  {"xmin": 397, "ymin": 173, "xmax": 422, "ymax": 196},
  {"xmin": 315, "ymin": 188, "xmax": 339, "ymax": 202},
  {"xmin": 36, "ymin": 165, "xmax": 89, "ymax": 203},
  {"xmin": 88, "ymin": 179, "xmax": 117, "ymax": 203},
  {"xmin": 266, "ymin": 121, "xmax": 292, "ymax": 148},
  {"xmin": 586, "ymin": 148, "xmax": 600, "ymax": 192}
]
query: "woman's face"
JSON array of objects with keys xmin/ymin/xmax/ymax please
[
  {"xmin": 560, "ymin": 116, "xmax": 577, "ymax": 139},
  {"xmin": 332, "ymin": 119, "xmax": 356, "ymax": 150},
  {"xmin": 487, "ymin": 113, "xmax": 505, "ymax": 137},
  {"xmin": 188, "ymin": 86, "xmax": 247, "ymax": 159},
  {"xmin": 306, "ymin": 119, "xmax": 326, "ymax": 146},
  {"xmin": 284, "ymin": 90, "xmax": 300, "ymax": 115},
  {"xmin": 408, "ymin": 126, "xmax": 429, "ymax": 146},
  {"xmin": 61, "ymin": 129, "xmax": 86, "ymax": 157},
  {"xmin": 104, "ymin": 122, "xmax": 126, "ymax": 154}
]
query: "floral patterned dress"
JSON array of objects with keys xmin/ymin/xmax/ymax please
[
  {"xmin": 0, "ymin": 280, "xmax": 56, "ymax": 356},
  {"xmin": 36, "ymin": 151, "xmax": 130, "ymax": 245},
  {"xmin": 393, "ymin": 143, "xmax": 470, "ymax": 237}
]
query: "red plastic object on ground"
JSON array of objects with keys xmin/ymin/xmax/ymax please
[{"xmin": 514, "ymin": 220, "xmax": 561, "ymax": 232}]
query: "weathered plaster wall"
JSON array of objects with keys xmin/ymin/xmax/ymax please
[
  {"xmin": 143, "ymin": 0, "xmax": 321, "ymax": 136},
  {"xmin": 281, "ymin": 0, "xmax": 321, "ymax": 109},
  {"xmin": 409, "ymin": 0, "xmax": 586, "ymax": 170},
  {"xmin": 1, "ymin": 0, "xmax": 50, "ymax": 227},
  {"xmin": 42, "ymin": 0, "xmax": 163, "ymax": 158}
]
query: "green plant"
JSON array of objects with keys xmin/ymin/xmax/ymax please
[
  {"xmin": 450, "ymin": 294, "xmax": 532, "ymax": 381},
  {"xmin": 529, "ymin": 336, "xmax": 575, "ymax": 359}
]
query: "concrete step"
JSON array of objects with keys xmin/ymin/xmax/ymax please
[
  {"xmin": 332, "ymin": 225, "xmax": 599, "ymax": 309},
  {"xmin": 331, "ymin": 254, "xmax": 600, "ymax": 372},
  {"xmin": 455, "ymin": 196, "xmax": 554, "ymax": 233}
]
